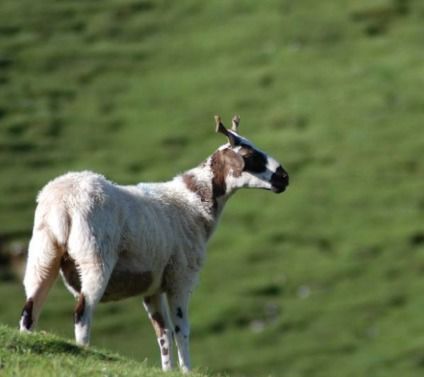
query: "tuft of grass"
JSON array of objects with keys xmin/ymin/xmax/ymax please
[{"xmin": 0, "ymin": 324, "xmax": 214, "ymax": 377}]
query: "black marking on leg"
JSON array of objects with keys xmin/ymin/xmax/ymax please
[
  {"xmin": 21, "ymin": 299, "xmax": 34, "ymax": 330},
  {"xmin": 74, "ymin": 294, "xmax": 85, "ymax": 324},
  {"xmin": 162, "ymin": 347, "xmax": 169, "ymax": 356},
  {"xmin": 159, "ymin": 338, "xmax": 165, "ymax": 346},
  {"xmin": 151, "ymin": 312, "xmax": 166, "ymax": 337},
  {"xmin": 175, "ymin": 325, "xmax": 180, "ymax": 333},
  {"xmin": 176, "ymin": 307, "xmax": 183, "ymax": 319}
]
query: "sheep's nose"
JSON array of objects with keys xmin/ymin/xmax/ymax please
[{"xmin": 271, "ymin": 166, "xmax": 289, "ymax": 193}]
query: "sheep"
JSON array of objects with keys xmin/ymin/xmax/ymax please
[{"xmin": 19, "ymin": 115, "xmax": 289, "ymax": 373}]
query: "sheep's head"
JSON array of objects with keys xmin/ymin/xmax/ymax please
[{"xmin": 213, "ymin": 115, "xmax": 289, "ymax": 195}]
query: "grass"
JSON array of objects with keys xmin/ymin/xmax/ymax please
[
  {"xmin": 1, "ymin": 0, "xmax": 424, "ymax": 376},
  {"xmin": 0, "ymin": 324, "xmax": 212, "ymax": 377}
]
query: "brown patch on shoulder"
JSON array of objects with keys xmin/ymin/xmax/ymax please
[
  {"xmin": 182, "ymin": 174, "xmax": 213, "ymax": 204},
  {"xmin": 151, "ymin": 312, "xmax": 166, "ymax": 337},
  {"xmin": 101, "ymin": 270, "xmax": 153, "ymax": 302},
  {"xmin": 210, "ymin": 152, "xmax": 226, "ymax": 203},
  {"xmin": 182, "ymin": 174, "xmax": 215, "ymax": 235},
  {"xmin": 211, "ymin": 149, "xmax": 244, "ymax": 210},
  {"xmin": 74, "ymin": 293, "xmax": 85, "ymax": 324},
  {"xmin": 21, "ymin": 298, "xmax": 34, "ymax": 330}
]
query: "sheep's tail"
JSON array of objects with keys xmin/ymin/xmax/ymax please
[{"xmin": 19, "ymin": 202, "xmax": 70, "ymax": 331}]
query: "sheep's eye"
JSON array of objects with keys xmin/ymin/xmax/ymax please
[{"xmin": 240, "ymin": 146, "xmax": 267, "ymax": 173}]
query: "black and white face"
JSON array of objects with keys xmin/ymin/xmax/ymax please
[
  {"xmin": 222, "ymin": 131, "xmax": 289, "ymax": 194},
  {"xmin": 215, "ymin": 116, "xmax": 289, "ymax": 193}
]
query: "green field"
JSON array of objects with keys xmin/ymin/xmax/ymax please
[{"xmin": 1, "ymin": 0, "xmax": 424, "ymax": 376}]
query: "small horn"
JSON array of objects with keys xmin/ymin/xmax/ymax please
[
  {"xmin": 231, "ymin": 115, "xmax": 240, "ymax": 132},
  {"xmin": 215, "ymin": 115, "xmax": 228, "ymax": 135},
  {"xmin": 215, "ymin": 115, "xmax": 237, "ymax": 147}
]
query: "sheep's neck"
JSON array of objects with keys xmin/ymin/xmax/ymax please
[{"xmin": 181, "ymin": 154, "xmax": 236, "ymax": 237}]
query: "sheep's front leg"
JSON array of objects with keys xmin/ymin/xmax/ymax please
[
  {"xmin": 167, "ymin": 290, "xmax": 191, "ymax": 373},
  {"xmin": 143, "ymin": 294, "xmax": 174, "ymax": 371}
]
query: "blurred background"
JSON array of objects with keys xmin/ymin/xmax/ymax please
[{"xmin": 1, "ymin": 0, "xmax": 424, "ymax": 376}]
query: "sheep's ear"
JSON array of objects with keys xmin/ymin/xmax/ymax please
[
  {"xmin": 215, "ymin": 115, "xmax": 237, "ymax": 147},
  {"xmin": 231, "ymin": 115, "xmax": 240, "ymax": 132},
  {"xmin": 215, "ymin": 115, "xmax": 227, "ymax": 135}
]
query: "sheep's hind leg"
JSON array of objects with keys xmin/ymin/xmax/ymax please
[
  {"xmin": 143, "ymin": 293, "xmax": 174, "ymax": 371},
  {"xmin": 19, "ymin": 232, "xmax": 62, "ymax": 332},
  {"xmin": 74, "ymin": 257, "xmax": 115, "ymax": 346}
]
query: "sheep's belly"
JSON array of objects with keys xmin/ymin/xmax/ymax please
[
  {"xmin": 60, "ymin": 256, "xmax": 157, "ymax": 302},
  {"xmin": 101, "ymin": 269, "xmax": 154, "ymax": 302}
]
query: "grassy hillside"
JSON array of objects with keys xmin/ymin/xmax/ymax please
[
  {"xmin": 0, "ymin": 324, "xmax": 212, "ymax": 377},
  {"xmin": 1, "ymin": 0, "xmax": 424, "ymax": 376}
]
